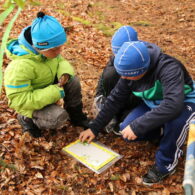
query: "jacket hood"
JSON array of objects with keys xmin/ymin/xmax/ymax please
[
  {"xmin": 144, "ymin": 41, "xmax": 161, "ymax": 70},
  {"xmin": 6, "ymin": 26, "xmax": 41, "ymax": 60}
]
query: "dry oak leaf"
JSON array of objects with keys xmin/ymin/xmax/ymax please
[{"xmin": 120, "ymin": 173, "xmax": 131, "ymax": 182}]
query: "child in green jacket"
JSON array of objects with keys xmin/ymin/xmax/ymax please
[{"xmin": 4, "ymin": 12, "xmax": 89, "ymax": 137}]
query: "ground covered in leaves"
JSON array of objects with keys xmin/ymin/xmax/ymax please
[{"xmin": 0, "ymin": 0, "xmax": 194, "ymax": 194}]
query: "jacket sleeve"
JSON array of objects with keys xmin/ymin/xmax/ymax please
[
  {"xmin": 4, "ymin": 61, "xmax": 64, "ymax": 118},
  {"xmin": 106, "ymin": 56, "xmax": 115, "ymax": 67},
  {"xmin": 57, "ymin": 55, "xmax": 75, "ymax": 80},
  {"xmin": 89, "ymin": 78, "xmax": 131, "ymax": 136},
  {"xmin": 130, "ymin": 56, "xmax": 185, "ymax": 137}
]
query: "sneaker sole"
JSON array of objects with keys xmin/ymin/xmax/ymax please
[
  {"xmin": 112, "ymin": 130, "xmax": 122, "ymax": 136},
  {"xmin": 104, "ymin": 127, "xmax": 113, "ymax": 134},
  {"xmin": 142, "ymin": 169, "xmax": 176, "ymax": 186}
]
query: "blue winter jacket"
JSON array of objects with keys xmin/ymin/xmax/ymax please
[{"xmin": 89, "ymin": 42, "xmax": 195, "ymax": 137}]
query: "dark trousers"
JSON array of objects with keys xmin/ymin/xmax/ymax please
[
  {"xmin": 53, "ymin": 75, "xmax": 82, "ymax": 108},
  {"xmin": 120, "ymin": 102, "xmax": 195, "ymax": 173},
  {"xmin": 63, "ymin": 76, "xmax": 83, "ymax": 108}
]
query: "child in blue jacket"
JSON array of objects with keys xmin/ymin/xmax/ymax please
[
  {"xmin": 95, "ymin": 26, "xmax": 159, "ymax": 136},
  {"xmin": 80, "ymin": 41, "xmax": 195, "ymax": 185}
]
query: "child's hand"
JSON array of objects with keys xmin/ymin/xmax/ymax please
[
  {"xmin": 56, "ymin": 99, "xmax": 63, "ymax": 106},
  {"xmin": 58, "ymin": 74, "xmax": 70, "ymax": 87},
  {"xmin": 121, "ymin": 125, "xmax": 137, "ymax": 140},
  {"xmin": 79, "ymin": 129, "xmax": 95, "ymax": 143}
]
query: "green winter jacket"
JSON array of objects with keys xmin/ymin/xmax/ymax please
[{"xmin": 4, "ymin": 39, "xmax": 74, "ymax": 118}]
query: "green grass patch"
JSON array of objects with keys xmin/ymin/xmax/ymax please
[
  {"xmin": 91, "ymin": 2, "xmax": 105, "ymax": 7},
  {"xmin": 95, "ymin": 11, "xmax": 105, "ymax": 20},
  {"xmin": 29, "ymin": 0, "xmax": 41, "ymax": 6},
  {"xmin": 55, "ymin": 185, "xmax": 69, "ymax": 191},
  {"xmin": 57, "ymin": 10, "xmax": 70, "ymax": 17},
  {"xmin": 87, "ymin": 10, "xmax": 105, "ymax": 21},
  {"xmin": 0, "ymin": 158, "xmax": 17, "ymax": 171},
  {"xmin": 72, "ymin": 16, "xmax": 91, "ymax": 25},
  {"xmin": 111, "ymin": 22, "xmax": 123, "ymax": 30},
  {"xmin": 57, "ymin": 10, "xmax": 91, "ymax": 26},
  {"xmin": 130, "ymin": 21, "xmax": 152, "ymax": 26},
  {"xmin": 110, "ymin": 174, "xmax": 120, "ymax": 181},
  {"xmin": 95, "ymin": 22, "xmax": 123, "ymax": 37},
  {"xmin": 94, "ymin": 23, "xmax": 113, "ymax": 36},
  {"xmin": 56, "ymin": 7, "xmax": 124, "ymax": 37}
]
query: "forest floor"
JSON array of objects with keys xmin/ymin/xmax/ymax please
[{"xmin": 0, "ymin": 0, "xmax": 195, "ymax": 194}]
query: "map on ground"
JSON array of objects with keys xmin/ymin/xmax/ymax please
[{"xmin": 63, "ymin": 140, "xmax": 122, "ymax": 174}]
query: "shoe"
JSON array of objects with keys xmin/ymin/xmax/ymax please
[
  {"xmin": 112, "ymin": 125, "xmax": 121, "ymax": 136},
  {"xmin": 94, "ymin": 95, "xmax": 106, "ymax": 112},
  {"xmin": 142, "ymin": 164, "xmax": 176, "ymax": 186},
  {"xmin": 93, "ymin": 95, "xmax": 106, "ymax": 117},
  {"xmin": 105, "ymin": 118, "xmax": 121, "ymax": 135},
  {"xmin": 17, "ymin": 115, "xmax": 42, "ymax": 138}
]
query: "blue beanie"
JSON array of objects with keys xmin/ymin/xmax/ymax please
[
  {"xmin": 31, "ymin": 12, "xmax": 66, "ymax": 50},
  {"xmin": 114, "ymin": 41, "xmax": 150, "ymax": 77},
  {"xmin": 111, "ymin": 26, "xmax": 138, "ymax": 55}
]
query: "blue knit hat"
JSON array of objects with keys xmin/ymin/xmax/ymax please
[
  {"xmin": 31, "ymin": 12, "xmax": 66, "ymax": 50},
  {"xmin": 111, "ymin": 26, "xmax": 138, "ymax": 55},
  {"xmin": 114, "ymin": 41, "xmax": 150, "ymax": 77}
]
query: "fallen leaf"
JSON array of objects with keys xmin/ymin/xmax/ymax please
[
  {"xmin": 35, "ymin": 172, "xmax": 44, "ymax": 179},
  {"xmin": 120, "ymin": 173, "xmax": 131, "ymax": 182},
  {"xmin": 108, "ymin": 182, "xmax": 114, "ymax": 192}
]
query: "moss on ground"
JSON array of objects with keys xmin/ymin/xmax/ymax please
[{"xmin": 56, "ymin": 5, "xmax": 150, "ymax": 37}]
